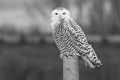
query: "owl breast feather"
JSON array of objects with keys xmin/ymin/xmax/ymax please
[{"xmin": 53, "ymin": 19, "xmax": 77, "ymax": 54}]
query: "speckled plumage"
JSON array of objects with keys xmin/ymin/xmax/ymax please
[{"xmin": 51, "ymin": 7, "xmax": 102, "ymax": 68}]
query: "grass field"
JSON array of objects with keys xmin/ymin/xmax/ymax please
[{"xmin": 0, "ymin": 43, "xmax": 119, "ymax": 80}]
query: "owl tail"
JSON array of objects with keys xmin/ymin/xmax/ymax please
[
  {"xmin": 91, "ymin": 59, "xmax": 102, "ymax": 68},
  {"xmin": 80, "ymin": 55, "xmax": 102, "ymax": 68},
  {"xmin": 81, "ymin": 56, "xmax": 96, "ymax": 68},
  {"xmin": 85, "ymin": 45, "xmax": 102, "ymax": 68},
  {"xmin": 88, "ymin": 51, "xmax": 102, "ymax": 68}
]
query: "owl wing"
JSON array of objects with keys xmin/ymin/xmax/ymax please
[
  {"xmin": 64, "ymin": 19, "xmax": 102, "ymax": 68},
  {"xmin": 64, "ymin": 19, "xmax": 90, "ymax": 54}
]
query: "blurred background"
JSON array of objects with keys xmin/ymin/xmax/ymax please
[{"xmin": 0, "ymin": 0, "xmax": 120, "ymax": 80}]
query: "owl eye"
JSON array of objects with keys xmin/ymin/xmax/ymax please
[
  {"xmin": 55, "ymin": 13, "xmax": 58, "ymax": 15},
  {"xmin": 63, "ymin": 13, "xmax": 66, "ymax": 15}
]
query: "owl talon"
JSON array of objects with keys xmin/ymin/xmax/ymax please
[
  {"xmin": 60, "ymin": 52, "xmax": 80, "ymax": 59},
  {"xmin": 60, "ymin": 53, "xmax": 63, "ymax": 59},
  {"xmin": 60, "ymin": 52, "xmax": 70, "ymax": 59}
]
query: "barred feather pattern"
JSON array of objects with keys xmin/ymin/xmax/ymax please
[
  {"xmin": 53, "ymin": 19, "xmax": 78, "ymax": 55},
  {"xmin": 53, "ymin": 19, "xmax": 102, "ymax": 68}
]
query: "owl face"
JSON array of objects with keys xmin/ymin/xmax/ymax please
[{"xmin": 51, "ymin": 7, "xmax": 71, "ymax": 21}]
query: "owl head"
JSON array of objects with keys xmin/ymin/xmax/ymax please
[{"xmin": 51, "ymin": 7, "xmax": 72, "ymax": 21}]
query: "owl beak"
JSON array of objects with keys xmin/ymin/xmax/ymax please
[
  {"xmin": 59, "ymin": 15, "xmax": 64, "ymax": 19},
  {"xmin": 59, "ymin": 16, "xmax": 62, "ymax": 19}
]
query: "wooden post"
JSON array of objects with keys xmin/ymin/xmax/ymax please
[{"xmin": 63, "ymin": 56, "xmax": 79, "ymax": 80}]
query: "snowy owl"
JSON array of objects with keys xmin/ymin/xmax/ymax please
[{"xmin": 51, "ymin": 7, "xmax": 102, "ymax": 68}]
